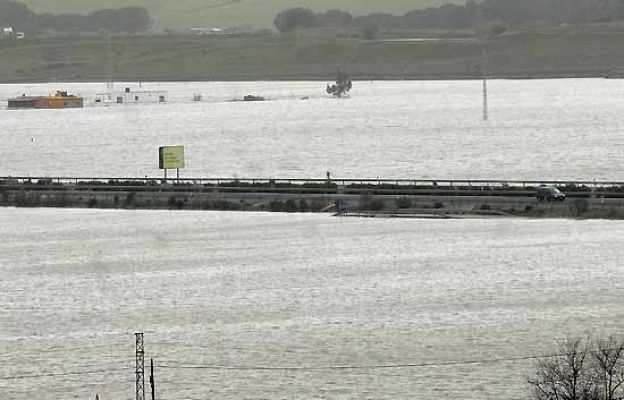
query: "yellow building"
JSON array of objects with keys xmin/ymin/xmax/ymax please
[{"xmin": 8, "ymin": 91, "xmax": 83, "ymax": 109}]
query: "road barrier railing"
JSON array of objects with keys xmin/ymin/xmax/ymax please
[{"xmin": 2, "ymin": 177, "xmax": 624, "ymax": 197}]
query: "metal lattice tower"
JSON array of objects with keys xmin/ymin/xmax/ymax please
[{"xmin": 135, "ymin": 333, "xmax": 145, "ymax": 400}]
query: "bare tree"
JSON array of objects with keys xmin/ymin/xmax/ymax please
[
  {"xmin": 529, "ymin": 335, "xmax": 598, "ymax": 400},
  {"xmin": 594, "ymin": 336, "xmax": 624, "ymax": 400},
  {"xmin": 529, "ymin": 335, "xmax": 624, "ymax": 400}
]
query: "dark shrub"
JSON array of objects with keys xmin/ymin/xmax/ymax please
[
  {"xmin": 284, "ymin": 199, "xmax": 298, "ymax": 212},
  {"xmin": 369, "ymin": 198, "xmax": 385, "ymax": 211},
  {"xmin": 571, "ymin": 199, "xmax": 590, "ymax": 214},
  {"xmin": 168, "ymin": 196, "xmax": 184, "ymax": 209},
  {"xmin": 395, "ymin": 197, "xmax": 412, "ymax": 209},
  {"xmin": 298, "ymin": 199, "xmax": 310, "ymax": 212},
  {"xmin": 125, "ymin": 191, "xmax": 136, "ymax": 207}
]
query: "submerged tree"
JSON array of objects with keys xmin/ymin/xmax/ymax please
[{"xmin": 326, "ymin": 70, "xmax": 352, "ymax": 98}]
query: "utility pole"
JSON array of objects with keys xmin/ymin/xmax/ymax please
[
  {"xmin": 106, "ymin": 33, "xmax": 114, "ymax": 95},
  {"xmin": 150, "ymin": 358, "xmax": 155, "ymax": 400},
  {"xmin": 481, "ymin": 38, "xmax": 489, "ymax": 121},
  {"xmin": 135, "ymin": 333, "xmax": 145, "ymax": 400}
]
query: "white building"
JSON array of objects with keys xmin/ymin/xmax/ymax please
[
  {"xmin": 2, "ymin": 27, "xmax": 13, "ymax": 36},
  {"xmin": 190, "ymin": 27, "xmax": 225, "ymax": 35},
  {"xmin": 96, "ymin": 85, "xmax": 167, "ymax": 104}
]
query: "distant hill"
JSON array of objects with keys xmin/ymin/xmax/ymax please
[
  {"xmin": 3, "ymin": 26, "xmax": 624, "ymax": 83},
  {"xmin": 19, "ymin": 0, "xmax": 464, "ymax": 30}
]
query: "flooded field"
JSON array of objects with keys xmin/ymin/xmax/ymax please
[
  {"xmin": 2, "ymin": 209, "xmax": 624, "ymax": 399},
  {"xmin": 1, "ymin": 79, "xmax": 623, "ymax": 181}
]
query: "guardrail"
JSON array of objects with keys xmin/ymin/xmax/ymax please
[
  {"xmin": 1, "ymin": 177, "xmax": 624, "ymax": 197},
  {"xmin": 1, "ymin": 176, "xmax": 624, "ymax": 188}
]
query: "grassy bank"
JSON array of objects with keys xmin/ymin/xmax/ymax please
[
  {"xmin": 3, "ymin": 178, "xmax": 624, "ymax": 219},
  {"xmin": 3, "ymin": 187, "xmax": 624, "ymax": 219},
  {"xmin": 1, "ymin": 27, "xmax": 624, "ymax": 83}
]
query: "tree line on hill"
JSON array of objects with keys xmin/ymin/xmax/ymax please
[
  {"xmin": 0, "ymin": 0, "xmax": 151, "ymax": 35},
  {"xmin": 274, "ymin": 0, "xmax": 624, "ymax": 33}
]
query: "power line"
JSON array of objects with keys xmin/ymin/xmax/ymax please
[
  {"xmin": 155, "ymin": 346, "xmax": 624, "ymax": 373},
  {"xmin": 0, "ymin": 366, "xmax": 130, "ymax": 381},
  {"xmin": 3, "ymin": 345, "xmax": 620, "ymax": 381},
  {"xmin": 156, "ymin": 354, "xmax": 541, "ymax": 372}
]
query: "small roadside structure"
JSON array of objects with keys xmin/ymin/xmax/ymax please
[{"xmin": 243, "ymin": 95, "xmax": 265, "ymax": 102}]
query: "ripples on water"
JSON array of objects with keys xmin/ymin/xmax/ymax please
[
  {"xmin": 1, "ymin": 79, "xmax": 623, "ymax": 180},
  {"xmin": 2, "ymin": 79, "xmax": 624, "ymax": 399},
  {"xmin": 2, "ymin": 209, "xmax": 624, "ymax": 399}
]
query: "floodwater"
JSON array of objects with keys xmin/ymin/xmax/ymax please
[
  {"xmin": 0, "ymin": 79, "xmax": 623, "ymax": 181},
  {"xmin": 2, "ymin": 208, "xmax": 624, "ymax": 399},
  {"xmin": 2, "ymin": 79, "xmax": 624, "ymax": 399}
]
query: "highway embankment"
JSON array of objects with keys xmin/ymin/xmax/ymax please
[{"xmin": 2, "ymin": 177, "xmax": 624, "ymax": 219}]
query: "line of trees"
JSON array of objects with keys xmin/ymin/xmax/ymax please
[
  {"xmin": 274, "ymin": 0, "xmax": 624, "ymax": 33},
  {"xmin": 0, "ymin": 0, "xmax": 151, "ymax": 35}
]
